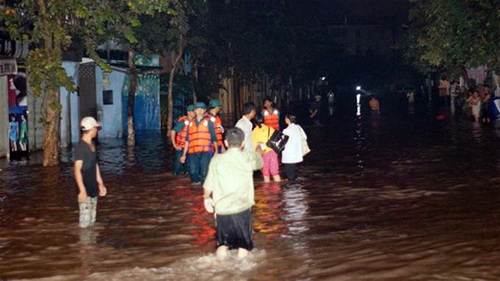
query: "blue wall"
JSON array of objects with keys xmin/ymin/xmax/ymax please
[{"xmin": 122, "ymin": 72, "xmax": 161, "ymax": 133}]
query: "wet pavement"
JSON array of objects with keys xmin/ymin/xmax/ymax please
[{"xmin": 0, "ymin": 109, "xmax": 499, "ymax": 280}]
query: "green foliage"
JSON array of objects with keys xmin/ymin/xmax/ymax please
[
  {"xmin": 0, "ymin": 0, "xmax": 173, "ymax": 96},
  {"xmin": 405, "ymin": 0, "xmax": 500, "ymax": 74},
  {"xmin": 79, "ymin": 0, "xmax": 174, "ymax": 68},
  {"xmin": 48, "ymin": 101, "xmax": 63, "ymax": 115},
  {"xmin": 0, "ymin": 0, "xmax": 84, "ymax": 95},
  {"xmin": 26, "ymin": 49, "xmax": 76, "ymax": 95}
]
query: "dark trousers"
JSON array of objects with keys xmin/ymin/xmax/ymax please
[
  {"xmin": 285, "ymin": 164, "xmax": 297, "ymax": 181},
  {"xmin": 216, "ymin": 209, "xmax": 253, "ymax": 250},
  {"xmin": 173, "ymin": 149, "xmax": 186, "ymax": 175},
  {"xmin": 188, "ymin": 151, "xmax": 213, "ymax": 183}
]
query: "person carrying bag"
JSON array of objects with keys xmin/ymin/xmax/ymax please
[
  {"xmin": 281, "ymin": 114, "xmax": 308, "ymax": 182},
  {"xmin": 252, "ymin": 115, "xmax": 282, "ymax": 182},
  {"xmin": 266, "ymin": 129, "xmax": 289, "ymax": 154}
]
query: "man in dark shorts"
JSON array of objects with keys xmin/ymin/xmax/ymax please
[
  {"xmin": 74, "ymin": 117, "xmax": 107, "ymax": 228},
  {"xmin": 203, "ymin": 127, "xmax": 263, "ymax": 259}
]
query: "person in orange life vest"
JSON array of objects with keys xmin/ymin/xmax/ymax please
[
  {"xmin": 207, "ymin": 99, "xmax": 225, "ymax": 153},
  {"xmin": 180, "ymin": 102, "xmax": 218, "ymax": 185},
  {"xmin": 262, "ymin": 96, "xmax": 280, "ymax": 131},
  {"xmin": 171, "ymin": 104, "xmax": 195, "ymax": 176}
]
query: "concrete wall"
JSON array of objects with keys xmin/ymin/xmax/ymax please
[
  {"xmin": 96, "ymin": 67, "xmax": 125, "ymax": 139},
  {"xmin": 0, "ymin": 76, "xmax": 8, "ymax": 157},
  {"xmin": 58, "ymin": 62, "xmax": 125, "ymax": 144}
]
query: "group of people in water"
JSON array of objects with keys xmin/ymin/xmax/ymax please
[
  {"xmin": 438, "ymin": 77, "xmax": 498, "ymax": 123},
  {"xmin": 72, "ymin": 97, "xmax": 309, "ymax": 261},
  {"xmin": 465, "ymin": 87, "xmax": 494, "ymax": 123},
  {"xmin": 167, "ymin": 97, "xmax": 308, "ymax": 258},
  {"xmin": 170, "ymin": 97, "xmax": 308, "ymax": 185},
  {"xmin": 72, "ymin": 81, "xmax": 498, "ymax": 260}
]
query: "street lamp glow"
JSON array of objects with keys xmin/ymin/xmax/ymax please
[
  {"xmin": 356, "ymin": 86, "xmax": 362, "ymax": 91},
  {"xmin": 356, "ymin": 94, "xmax": 361, "ymax": 116},
  {"xmin": 320, "ymin": 77, "xmax": 326, "ymax": 81}
]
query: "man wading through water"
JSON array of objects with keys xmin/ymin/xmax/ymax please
[
  {"xmin": 262, "ymin": 96, "xmax": 280, "ymax": 131},
  {"xmin": 74, "ymin": 117, "xmax": 107, "ymax": 228},
  {"xmin": 180, "ymin": 102, "xmax": 218, "ymax": 185},
  {"xmin": 207, "ymin": 99, "xmax": 225, "ymax": 153},
  {"xmin": 171, "ymin": 105, "xmax": 195, "ymax": 176},
  {"xmin": 203, "ymin": 127, "xmax": 263, "ymax": 259}
]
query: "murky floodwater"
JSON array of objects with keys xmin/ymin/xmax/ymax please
[{"xmin": 1, "ymin": 108, "xmax": 499, "ymax": 280}]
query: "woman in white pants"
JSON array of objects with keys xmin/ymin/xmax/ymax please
[{"xmin": 281, "ymin": 114, "xmax": 307, "ymax": 181}]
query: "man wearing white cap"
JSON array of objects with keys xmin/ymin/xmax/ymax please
[{"xmin": 74, "ymin": 116, "xmax": 107, "ymax": 228}]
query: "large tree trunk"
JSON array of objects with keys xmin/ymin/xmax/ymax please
[
  {"xmin": 42, "ymin": 89, "xmax": 61, "ymax": 166},
  {"xmin": 127, "ymin": 49, "xmax": 137, "ymax": 147},
  {"xmin": 167, "ymin": 36, "xmax": 186, "ymax": 133},
  {"xmin": 40, "ymin": 7, "xmax": 62, "ymax": 167}
]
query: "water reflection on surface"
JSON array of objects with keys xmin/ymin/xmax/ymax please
[{"xmin": 0, "ymin": 117, "xmax": 499, "ymax": 280}]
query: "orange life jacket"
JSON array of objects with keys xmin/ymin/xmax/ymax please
[
  {"xmin": 207, "ymin": 113, "xmax": 224, "ymax": 147},
  {"xmin": 262, "ymin": 108, "xmax": 280, "ymax": 130},
  {"xmin": 175, "ymin": 116, "xmax": 190, "ymax": 149},
  {"xmin": 188, "ymin": 117, "xmax": 214, "ymax": 154}
]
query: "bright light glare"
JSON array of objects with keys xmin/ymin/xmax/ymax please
[
  {"xmin": 356, "ymin": 94, "xmax": 361, "ymax": 116},
  {"xmin": 320, "ymin": 77, "xmax": 326, "ymax": 81},
  {"xmin": 356, "ymin": 86, "xmax": 362, "ymax": 91}
]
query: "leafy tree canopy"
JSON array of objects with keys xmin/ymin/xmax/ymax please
[{"xmin": 405, "ymin": 0, "xmax": 500, "ymax": 74}]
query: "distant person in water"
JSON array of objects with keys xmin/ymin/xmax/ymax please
[
  {"xmin": 467, "ymin": 90, "xmax": 481, "ymax": 122},
  {"xmin": 281, "ymin": 114, "xmax": 307, "ymax": 182},
  {"xmin": 262, "ymin": 96, "xmax": 280, "ymax": 131},
  {"xmin": 327, "ymin": 90, "xmax": 335, "ymax": 116},
  {"xmin": 407, "ymin": 90, "xmax": 415, "ymax": 115},
  {"xmin": 252, "ymin": 114, "xmax": 281, "ymax": 183},
  {"xmin": 369, "ymin": 96, "xmax": 380, "ymax": 115},
  {"xmin": 171, "ymin": 105, "xmax": 195, "ymax": 175},
  {"xmin": 207, "ymin": 99, "xmax": 225, "ymax": 153},
  {"xmin": 235, "ymin": 102, "xmax": 257, "ymax": 152},
  {"xmin": 74, "ymin": 117, "xmax": 107, "ymax": 228},
  {"xmin": 480, "ymin": 91, "xmax": 491, "ymax": 124},
  {"xmin": 203, "ymin": 127, "xmax": 263, "ymax": 259},
  {"xmin": 309, "ymin": 95, "xmax": 322, "ymax": 126},
  {"xmin": 180, "ymin": 102, "xmax": 218, "ymax": 185}
]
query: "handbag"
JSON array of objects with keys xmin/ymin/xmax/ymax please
[
  {"xmin": 266, "ymin": 129, "xmax": 289, "ymax": 153},
  {"xmin": 299, "ymin": 125, "xmax": 310, "ymax": 156},
  {"xmin": 302, "ymin": 139, "xmax": 311, "ymax": 156}
]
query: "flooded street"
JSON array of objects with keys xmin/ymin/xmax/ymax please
[{"xmin": 0, "ymin": 110, "xmax": 499, "ymax": 280}]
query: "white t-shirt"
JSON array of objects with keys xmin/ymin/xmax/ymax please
[{"xmin": 235, "ymin": 116, "xmax": 253, "ymax": 152}]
